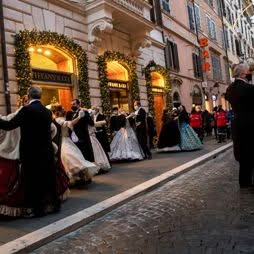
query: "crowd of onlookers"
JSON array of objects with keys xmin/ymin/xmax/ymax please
[{"xmin": 188, "ymin": 105, "xmax": 233, "ymax": 144}]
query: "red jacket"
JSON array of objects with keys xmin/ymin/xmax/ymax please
[
  {"xmin": 215, "ymin": 111, "xmax": 227, "ymax": 127},
  {"xmin": 189, "ymin": 113, "xmax": 202, "ymax": 129}
]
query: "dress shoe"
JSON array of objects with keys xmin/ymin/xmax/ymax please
[{"xmin": 147, "ymin": 155, "xmax": 152, "ymax": 160}]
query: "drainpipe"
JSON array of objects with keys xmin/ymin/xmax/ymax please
[
  {"xmin": 192, "ymin": 0, "xmax": 207, "ymax": 109},
  {"xmin": 0, "ymin": 0, "xmax": 11, "ymax": 114}
]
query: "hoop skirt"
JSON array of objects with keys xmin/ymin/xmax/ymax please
[
  {"xmin": 89, "ymin": 126, "xmax": 111, "ymax": 171},
  {"xmin": 179, "ymin": 122, "xmax": 202, "ymax": 151},
  {"xmin": 109, "ymin": 119, "xmax": 144, "ymax": 161},
  {"xmin": 56, "ymin": 118, "xmax": 99, "ymax": 185},
  {"xmin": 157, "ymin": 119, "xmax": 181, "ymax": 152}
]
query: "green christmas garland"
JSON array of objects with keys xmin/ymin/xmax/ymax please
[
  {"xmin": 145, "ymin": 61, "xmax": 172, "ymax": 120},
  {"xmin": 14, "ymin": 30, "xmax": 91, "ymax": 107},
  {"xmin": 97, "ymin": 51, "xmax": 140, "ymax": 119}
]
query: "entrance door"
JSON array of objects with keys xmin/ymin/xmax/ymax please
[
  {"xmin": 37, "ymin": 85, "xmax": 73, "ymax": 111},
  {"xmin": 110, "ymin": 89, "xmax": 129, "ymax": 112},
  {"xmin": 153, "ymin": 94, "xmax": 164, "ymax": 135}
]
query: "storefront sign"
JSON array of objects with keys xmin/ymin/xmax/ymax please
[
  {"xmin": 32, "ymin": 69, "xmax": 72, "ymax": 84},
  {"xmin": 152, "ymin": 87, "xmax": 164, "ymax": 93},
  {"xmin": 108, "ymin": 81, "xmax": 128, "ymax": 89},
  {"xmin": 199, "ymin": 37, "xmax": 211, "ymax": 72}
]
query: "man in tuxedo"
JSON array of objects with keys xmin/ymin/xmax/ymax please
[
  {"xmin": 68, "ymin": 99, "xmax": 94, "ymax": 162},
  {"xmin": 0, "ymin": 87, "xmax": 60, "ymax": 216},
  {"xmin": 226, "ymin": 63, "xmax": 254, "ymax": 188},
  {"xmin": 110, "ymin": 107, "xmax": 120, "ymax": 135},
  {"xmin": 92, "ymin": 106, "xmax": 110, "ymax": 155},
  {"xmin": 134, "ymin": 101, "xmax": 152, "ymax": 159}
]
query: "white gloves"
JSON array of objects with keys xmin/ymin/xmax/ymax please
[{"xmin": 78, "ymin": 110, "xmax": 85, "ymax": 119}]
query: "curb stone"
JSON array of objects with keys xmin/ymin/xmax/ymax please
[{"xmin": 0, "ymin": 142, "xmax": 233, "ymax": 254}]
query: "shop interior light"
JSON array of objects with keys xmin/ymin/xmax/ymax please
[
  {"xmin": 44, "ymin": 50, "xmax": 51, "ymax": 56},
  {"xmin": 28, "ymin": 47, "xmax": 35, "ymax": 52},
  {"xmin": 37, "ymin": 48, "xmax": 43, "ymax": 53}
]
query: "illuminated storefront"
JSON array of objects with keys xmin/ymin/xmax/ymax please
[{"xmin": 29, "ymin": 46, "xmax": 74, "ymax": 110}]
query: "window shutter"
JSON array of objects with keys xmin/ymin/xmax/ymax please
[
  {"xmin": 194, "ymin": 5, "xmax": 201, "ymax": 29},
  {"xmin": 197, "ymin": 55, "xmax": 202, "ymax": 78},
  {"xmin": 212, "ymin": 21, "xmax": 216, "ymax": 40},
  {"xmin": 154, "ymin": 0, "xmax": 162, "ymax": 26},
  {"xmin": 165, "ymin": 40, "xmax": 173, "ymax": 69},
  {"xmin": 187, "ymin": 5, "xmax": 195, "ymax": 31},
  {"xmin": 173, "ymin": 43, "xmax": 180, "ymax": 71},
  {"xmin": 206, "ymin": 16, "xmax": 211, "ymax": 37}
]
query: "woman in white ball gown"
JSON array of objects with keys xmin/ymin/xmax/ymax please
[
  {"xmin": 109, "ymin": 109, "xmax": 144, "ymax": 161},
  {"xmin": 53, "ymin": 105, "xmax": 99, "ymax": 185}
]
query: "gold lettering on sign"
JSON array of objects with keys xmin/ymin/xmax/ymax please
[
  {"xmin": 32, "ymin": 69, "xmax": 72, "ymax": 84},
  {"xmin": 108, "ymin": 82, "xmax": 127, "ymax": 89}
]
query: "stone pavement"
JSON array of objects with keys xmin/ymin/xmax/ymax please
[
  {"xmin": 0, "ymin": 138, "xmax": 228, "ymax": 246},
  {"xmin": 33, "ymin": 149, "xmax": 254, "ymax": 254}
]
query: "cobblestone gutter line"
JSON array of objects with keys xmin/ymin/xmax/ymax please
[{"xmin": 0, "ymin": 143, "xmax": 232, "ymax": 254}]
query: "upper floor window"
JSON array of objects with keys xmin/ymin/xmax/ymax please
[
  {"xmin": 187, "ymin": 4, "xmax": 195, "ymax": 31},
  {"xmin": 216, "ymin": 0, "xmax": 223, "ymax": 17},
  {"xmin": 206, "ymin": 15, "xmax": 217, "ymax": 40},
  {"xmin": 165, "ymin": 39, "xmax": 180, "ymax": 72},
  {"xmin": 221, "ymin": 30, "xmax": 226, "ymax": 49},
  {"xmin": 192, "ymin": 53, "xmax": 202, "ymax": 79},
  {"xmin": 207, "ymin": 0, "xmax": 214, "ymax": 7},
  {"xmin": 194, "ymin": 4, "xmax": 201, "ymax": 29},
  {"xmin": 211, "ymin": 53, "xmax": 222, "ymax": 81},
  {"xmin": 161, "ymin": 0, "xmax": 170, "ymax": 13}
]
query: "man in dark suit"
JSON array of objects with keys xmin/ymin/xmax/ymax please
[
  {"xmin": 68, "ymin": 99, "xmax": 94, "ymax": 162},
  {"xmin": 0, "ymin": 87, "xmax": 60, "ymax": 216},
  {"xmin": 110, "ymin": 107, "xmax": 120, "ymax": 135},
  {"xmin": 134, "ymin": 101, "xmax": 152, "ymax": 159},
  {"xmin": 226, "ymin": 63, "xmax": 254, "ymax": 188},
  {"xmin": 92, "ymin": 106, "xmax": 110, "ymax": 155}
]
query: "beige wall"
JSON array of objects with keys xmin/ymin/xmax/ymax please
[{"xmin": 1, "ymin": 0, "xmax": 87, "ymax": 114}]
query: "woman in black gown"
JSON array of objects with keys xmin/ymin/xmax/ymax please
[{"xmin": 157, "ymin": 108, "xmax": 181, "ymax": 152}]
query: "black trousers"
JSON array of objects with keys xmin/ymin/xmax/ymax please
[
  {"xmin": 136, "ymin": 129, "xmax": 151, "ymax": 158},
  {"xmin": 239, "ymin": 159, "xmax": 254, "ymax": 186},
  {"xmin": 76, "ymin": 141, "xmax": 95, "ymax": 162}
]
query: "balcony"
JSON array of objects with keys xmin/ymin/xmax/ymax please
[{"xmin": 85, "ymin": 0, "xmax": 154, "ymax": 53}]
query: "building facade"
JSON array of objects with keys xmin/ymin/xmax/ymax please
[{"xmin": 0, "ymin": 0, "xmax": 253, "ymax": 133}]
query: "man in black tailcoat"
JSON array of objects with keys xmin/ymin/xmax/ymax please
[
  {"xmin": 0, "ymin": 87, "xmax": 60, "ymax": 216},
  {"xmin": 110, "ymin": 107, "xmax": 120, "ymax": 136},
  {"xmin": 226, "ymin": 63, "xmax": 254, "ymax": 188},
  {"xmin": 134, "ymin": 101, "xmax": 152, "ymax": 159},
  {"xmin": 68, "ymin": 99, "xmax": 94, "ymax": 162},
  {"xmin": 92, "ymin": 105, "xmax": 110, "ymax": 155}
]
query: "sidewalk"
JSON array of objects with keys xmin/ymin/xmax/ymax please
[
  {"xmin": 34, "ymin": 149, "xmax": 253, "ymax": 254},
  {"xmin": 0, "ymin": 138, "xmax": 229, "ymax": 246}
]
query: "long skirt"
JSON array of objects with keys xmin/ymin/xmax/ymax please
[
  {"xmin": 0, "ymin": 157, "xmax": 69, "ymax": 217},
  {"xmin": 179, "ymin": 123, "xmax": 202, "ymax": 151}
]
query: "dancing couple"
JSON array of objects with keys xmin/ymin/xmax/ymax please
[
  {"xmin": 109, "ymin": 101, "xmax": 152, "ymax": 161},
  {"xmin": 157, "ymin": 105, "xmax": 202, "ymax": 152}
]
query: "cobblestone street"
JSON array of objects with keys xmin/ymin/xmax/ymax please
[{"xmin": 33, "ymin": 149, "xmax": 254, "ymax": 254}]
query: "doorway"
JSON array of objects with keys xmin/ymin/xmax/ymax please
[
  {"xmin": 151, "ymin": 72, "xmax": 165, "ymax": 134},
  {"xmin": 107, "ymin": 61, "xmax": 130, "ymax": 112}
]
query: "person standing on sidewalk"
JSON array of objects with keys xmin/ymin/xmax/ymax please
[
  {"xmin": 226, "ymin": 63, "xmax": 254, "ymax": 188},
  {"xmin": 189, "ymin": 107, "xmax": 203, "ymax": 143},
  {"xmin": 215, "ymin": 105, "xmax": 227, "ymax": 143}
]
